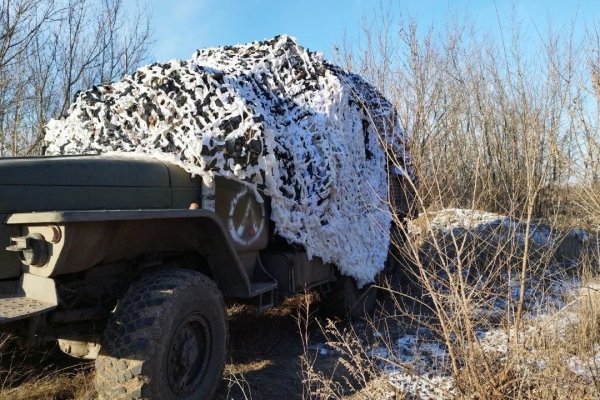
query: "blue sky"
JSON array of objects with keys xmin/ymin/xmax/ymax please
[{"xmin": 146, "ymin": 0, "xmax": 599, "ymax": 62}]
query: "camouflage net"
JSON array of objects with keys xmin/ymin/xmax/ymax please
[{"xmin": 44, "ymin": 36, "xmax": 411, "ymax": 286}]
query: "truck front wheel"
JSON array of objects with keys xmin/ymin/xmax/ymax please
[{"xmin": 95, "ymin": 269, "xmax": 227, "ymax": 400}]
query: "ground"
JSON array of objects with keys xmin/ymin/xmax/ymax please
[
  {"xmin": 0, "ymin": 296, "xmax": 386, "ymax": 400},
  {"xmin": 215, "ymin": 300, "xmax": 311, "ymax": 399},
  {"xmin": 0, "ymin": 209, "xmax": 598, "ymax": 399}
]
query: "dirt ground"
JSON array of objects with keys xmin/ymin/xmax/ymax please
[
  {"xmin": 214, "ymin": 283, "xmax": 413, "ymax": 400},
  {"xmin": 0, "ymin": 279, "xmax": 410, "ymax": 400},
  {"xmin": 216, "ymin": 296, "xmax": 347, "ymax": 400},
  {"xmin": 215, "ymin": 301, "xmax": 308, "ymax": 399}
]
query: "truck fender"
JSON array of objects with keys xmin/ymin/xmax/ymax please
[{"xmin": 4, "ymin": 209, "xmax": 253, "ymax": 298}]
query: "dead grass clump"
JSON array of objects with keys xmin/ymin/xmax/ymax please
[
  {"xmin": 560, "ymin": 282, "xmax": 600, "ymax": 356},
  {"xmin": 0, "ymin": 370, "xmax": 94, "ymax": 400},
  {"xmin": 467, "ymin": 274, "xmax": 600, "ymax": 399},
  {"xmin": 344, "ymin": 378, "xmax": 401, "ymax": 400},
  {"xmin": 297, "ymin": 291, "xmax": 396, "ymax": 400},
  {"xmin": 399, "ymin": 209, "xmax": 600, "ymax": 399},
  {"xmin": 0, "ymin": 333, "xmax": 94, "ymax": 400}
]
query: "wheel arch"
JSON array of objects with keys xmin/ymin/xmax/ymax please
[{"xmin": 5, "ymin": 209, "xmax": 253, "ymax": 298}]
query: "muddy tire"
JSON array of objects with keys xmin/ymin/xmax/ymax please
[
  {"xmin": 320, "ymin": 276, "xmax": 377, "ymax": 319},
  {"xmin": 95, "ymin": 269, "xmax": 227, "ymax": 400}
]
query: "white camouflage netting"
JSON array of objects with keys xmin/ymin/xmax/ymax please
[{"xmin": 44, "ymin": 35, "xmax": 411, "ymax": 286}]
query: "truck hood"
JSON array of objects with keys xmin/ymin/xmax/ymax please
[
  {"xmin": 0, "ymin": 155, "xmax": 199, "ymax": 213},
  {"xmin": 0, "ymin": 155, "xmax": 170, "ymax": 186}
]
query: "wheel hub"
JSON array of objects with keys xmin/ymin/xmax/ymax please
[{"xmin": 167, "ymin": 312, "xmax": 210, "ymax": 396}]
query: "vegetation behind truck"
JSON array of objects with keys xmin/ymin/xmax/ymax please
[{"xmin": 0, "ymin": 154, "xmax": 405, "ymax": 399}]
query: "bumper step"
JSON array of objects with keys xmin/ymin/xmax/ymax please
[{"xmin": 0, "ymin": 295, "xmax": 56, "ymax": 323}]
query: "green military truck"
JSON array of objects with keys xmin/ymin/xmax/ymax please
[{"xmin": 0, "ymin": 154, "xmax": 394, "ymax": 399}]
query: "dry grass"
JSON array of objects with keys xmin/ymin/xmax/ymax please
[
  {"xmin": 298, "ymin": 4, "xmax": 600, "ymax": 398},
  {"xmin": 296, "ymin": 214, "xmax": 600, "ymax": 399},
  {"xmin": 0, "ymin": 371, "xmax": 94, "ymax": 400},
  {"xmin": 0, "ymin": 334, "xmax": 94, "ymax": 400}
]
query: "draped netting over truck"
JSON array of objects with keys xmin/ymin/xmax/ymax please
[{"xmin": 44, "ymin": 35, "xmax": 412, "ymax": 286}]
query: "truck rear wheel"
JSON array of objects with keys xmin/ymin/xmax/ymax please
[
  {"xmin": 320, "ymin": 276, "xmax": 377, "ymax": 319},
  {"xmin": 95, "ymin": 269, "xmax": 227, "ymax": 400}
]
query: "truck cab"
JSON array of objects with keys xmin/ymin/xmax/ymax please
[{"xmin": 0, "ymin": 154, "xmax": 372, "ymax": 399}]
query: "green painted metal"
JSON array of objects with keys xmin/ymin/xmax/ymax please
[{"xmin": 0, "ymin": 155, "xmax": 202, "ymax": 213}]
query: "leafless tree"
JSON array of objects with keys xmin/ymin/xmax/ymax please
[
  {"xmin": 334, "ymin": 4, "xmax": 590, "ymax": 220},
  {"xmin": 0, "ymin": 0, "xmax": 151, "ymax": 157}
]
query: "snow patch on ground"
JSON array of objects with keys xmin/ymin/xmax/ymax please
[
  {"xmin": 410, "ymin": 208, "xmax": 505, "ymax": 232},
  {"xmin": 566, "ymin": 346, "xmax": 600, "ymax": 379},
  {"xmin": 387, "ymin": 372, "xmax": 456, "ymax": 400},
  {"xmin": 407, "ymin": 208, "xmax": 555, "ymax": 248},
  {"xmin": 350, "ymin": 209, "xmax": 594, "ymax": 399},
  {"xmin": 373, "ymin": 275, "xmax": 584, "ymax": 399},
  {"xmin": 371, "ymin": 331, "xmax": 455, "ymax": 399}
]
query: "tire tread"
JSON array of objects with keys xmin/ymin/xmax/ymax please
[{"xmin": 95, "ymin": 269, "xmax": 225, "ymax": 400}]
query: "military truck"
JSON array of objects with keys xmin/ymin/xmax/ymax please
[{"xmin": 0, "ymin": 154, "xmax": 403, "ymax": 399}]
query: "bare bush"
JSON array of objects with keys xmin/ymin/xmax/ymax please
[
  {"xmin": 0, "ymin": 0, "xmax": 151, "ymax": 157},
  {"xmin": 335, "ymin": 4, "xmax": 597, "ymax": 220},
  {"xmin": 297, "ymin": 5, "xmax": 600, "ymax": 399}
]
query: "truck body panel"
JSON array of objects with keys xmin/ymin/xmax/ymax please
[
  {"xmin": 4, "ymin": 209, "xmax": 256, "ymax": 297},
  {"xmin": 0, "ymin": 154, "xmax": 347, "ymax": 340},
  {"xmin": 0, "ymin": 156, "xmax": 202, "ymax": 213}
]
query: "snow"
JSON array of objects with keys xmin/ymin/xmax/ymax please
[
  {"xmin": 373, "ymin": 331, "xmax": 455, "ymax": 399},
  {"xmin": 387, "ymin": 372, "xmax": 455, "ymax": 400},
  {"xmin": 411, "ymin": 208, "xmax": 505, "ymax": 232},
  {"xmin": 320, "ymin": 209, "xmax": 594, "ymax": 399},
  {"xmin": 367, "ymin": 273, "xmax": 585, "ymax": 399},
  {"xmin": 394, "ymin": 334, "xmax": 449, "ymax": 374},
  {"xmin": 407, "ymin": 208, "xmax": 555, "ymax": 248},
  {"xmin": 566, "ymin": 346, "xmax": 600, "ymax": 379},
  {"xmin": 43, "ymin": 35, "xmax": 412, "ymax": 286}
]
